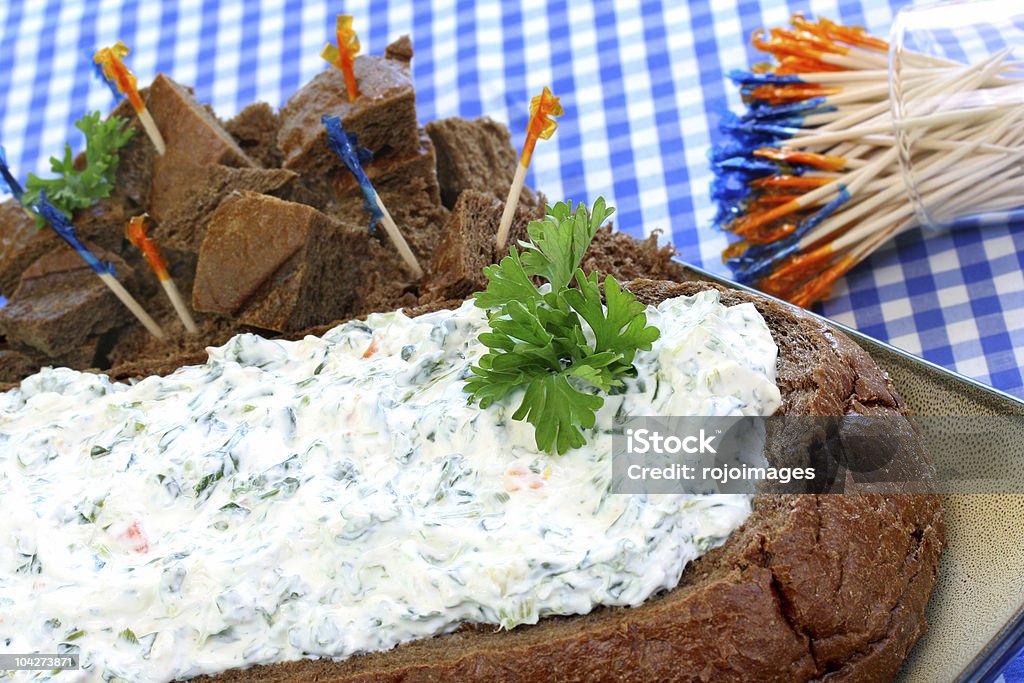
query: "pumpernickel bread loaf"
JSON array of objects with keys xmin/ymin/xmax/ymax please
[{"xmin": 170, "ymin": 279, "xmax": 942, "ymax": 682}]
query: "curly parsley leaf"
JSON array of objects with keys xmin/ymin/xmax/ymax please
[
  {"xmin": 22, "ymin": 112, "xmax": 134, "ymax": 228},
  {"xmin": 464, "ymin": 198, "xmax": 660, "ymax": 454},
  {"xmin": 473, "ymin": 248, "xmax": 542, "ymax": 311},
  {"xmin": 513, "ymin": 374, "xmax": 603, "ymax": 455},
  {"xmin": 519, "ymin": 197, "xmax": 613, "ymax": 290},
  {"xmin": 564, "ymin": 269, "xmax": 660, "ymax": 362}
]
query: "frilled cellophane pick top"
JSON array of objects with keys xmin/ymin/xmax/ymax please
[{"xmin": 0, "ymin": 290, "xmax": 781, "ymax": 682}]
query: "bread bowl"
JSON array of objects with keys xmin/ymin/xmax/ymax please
[
  {"xmin": 0, "ymin": 27, "xmax": 942, "ymax": 681},
  {"xmin": 0, "ymin": 278, "xmax": 943, "ymax": 682}
]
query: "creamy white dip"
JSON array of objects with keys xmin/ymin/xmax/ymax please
[{"xmin": 0, "ymin": 290, "xmax": 781, "ymax": 682}]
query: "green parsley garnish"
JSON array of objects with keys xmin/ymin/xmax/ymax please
[
  {"xmin": 465, "ymin": 198, "xmax": 660, "ymax": 454},
  {"xmin": 22, "ymin": 111, "xmax": 134, "ymax": 228}
]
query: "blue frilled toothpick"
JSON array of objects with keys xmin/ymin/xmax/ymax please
[
  {"xmin": 322, "ymin": 115, "xmax": 423, "ymax": 278},
  {"xmin": 0, "ymin": 146, "xmax": 164, "ymax": 339}
]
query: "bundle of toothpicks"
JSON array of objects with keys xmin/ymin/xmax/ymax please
[{"xmin": 712, "ymin": 14, "xmax": 1024, "ymax": 307}]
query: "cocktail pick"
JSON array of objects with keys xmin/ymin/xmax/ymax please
[
  {"xmin": 320, "ymin": 15, "xmax": 361, "ymax": 102},
  {"xmin": 91, "ymin": 58, "xmax": 122, "ymax": 101},
  {"xmin": 711, "ymin": 14, "xmax": 1024, "ymax": 307},
  {"xmin": 126, "ymin": 214, "xmax": 198, "ymax": 333},
  {"xmin": 322, "ymin": 115, "xmax": 423, "ymax": 278},
  {"xmin": 0, "ymin": 146, "xmax": 164, "ymax": 339},
  {"xmin": 94, "ymin": 41, "xmax": 166, "ymax": 155},
  {"xmin": 496, "ymin": 86, "xmax": 563, "ymax": 252},
  {"xmin": 0, "ymin": 147, "xmax": 25, "ymax": 201}
]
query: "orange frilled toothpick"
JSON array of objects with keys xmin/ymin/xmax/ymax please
[
  {"xmin": 495, "ymin": 86, "xmax": 563, "ymax": 252},
  {"xmin": 320, "ymin": 15, "xmax": 361, "ymax": 102},
  {"xmin": 94, "ymin": 41, "xmax": 166, "ymax": 155},
  {"xmin": 126, "ymin": 215, "xmax": 198, "ymax": 333}
]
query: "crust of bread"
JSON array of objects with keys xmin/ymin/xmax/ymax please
[{"xmin": 76, "ymin": 279, "xmax": 946, "ymax": 682}]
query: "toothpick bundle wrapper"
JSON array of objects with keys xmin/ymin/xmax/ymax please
[
  {"xmin": 496, "ymin": 86, "xmax": 563, "ymax": 252},
  {"xmin": 711, "ymin": 14, "xmax": 1024, "ymax": 307},
  {"xmin": 322, "ymin": 115, "xmax": 423, "ymax": 279},
  {"xmin": 0, "ymin": 146, "xmax": 164, "ymax": 339},
  {"xmin": 321, "ymin": 15, "xmax": 361, "ymax": 102},
  {"xmin": 126, "ymin": 215, "xmax": 198, "ymax": 334},
  {"xmin": 94, "ymin": 41, "xmax": 166, "ymax": 156}
]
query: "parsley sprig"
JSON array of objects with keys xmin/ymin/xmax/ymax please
[
  {"xmin": 22, "ymin": 112, "xmax": 134, "ymax": 228},
  {"xmin": 465, "ymin": 198, "xmax": 660, "ymax": 454}
]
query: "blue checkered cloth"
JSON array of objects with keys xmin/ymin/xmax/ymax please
[{"xmin": 0, "ymin": 0, "xmax": 1021, "ymax": 673}]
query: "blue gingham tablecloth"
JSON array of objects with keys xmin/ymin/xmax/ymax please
[
  {"xmin": 0, "ymin": 0, "xmax": 1022, "ymax": 678},
  {"xmin": 4, "ymin": 0, "xmax": 1022, "ymax": 402}
]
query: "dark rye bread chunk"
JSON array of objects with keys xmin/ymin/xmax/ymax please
[
  {"xmin": 108, "ymin": 95, "xmax": 155, "ymax": 208},
  {"xmin": 421, "ymin": 198, "xmax": 684, "ymax": 304},
  {"xmin": 0, "ymin": 337, "xmax": 102, "ymax": 390},
  {"xmin": 112, "ymin": 280, "xmax": 942, "ymax": 683},
  {"xmin": 384, "ymin": 35, "xmax": 414, "ymax": 63},
  {"xmin": 280, "ymin": 173, "xmax": 340, "ymax": 216},
  {"xmin": 331, "ymin": 133, "xmax": 442, "ymax": 208},
  {"xmin": 154, "ymin": 164, "xmax": 297, "ymax": 254},
  {"xmin": 372, "ymin": 170, "xmax": 449, "ymax": 265},
  {"xmin": 225, "ymin": 102, "xmax": 285, "ymax": 168},
  {"xmin": 0, "ymin": 198, "xmax": 59, "ymax": 295},
  {"xmin": 0, "ymin": 244, "xmax": 136, "ymax": 357},
  {"xmin": 426, "ymin": 116, "xmax": 538, "ymax": 209},
  {"xmin": 0, "ymin": 346, "xmax": 41, "ymax": 389},
  {"xmin": 111, "ymin": 311, "xmax": 241, "ymax": 370},
  {"xmin": 277, "ymin": 38, "xmax": 419, "ymax": 175},
  {"xmin": 421, "ymin": 189, "xmax": 546, "ymax": 302},
  {"xmin": 193, "ymin": 191, "xmax": 370, "ymax": 333},
  {"xmin": 43, "ymin": 335, "xmax": 105, "ymax": 370},
  {"xmin": 353, "ymin": 240, "xmax": 421, "ymax": 316},
  {"xmin": 330, "ymin": 132, "xmax": 448, "ymax": 262},
  {"xmin": 69, "ymin": 196, "xmax": 128, "ymax": 255},
  {"xmin": 583, "ymin": 225, "xmax": 688, "ymax": 283},
  {"xmin": 147, "ymin": 74, "xmax": 257, "ymax": 222},
  {"xmin": 107, "ymin": 253, "xmax": 241, "ymax": 368}
]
